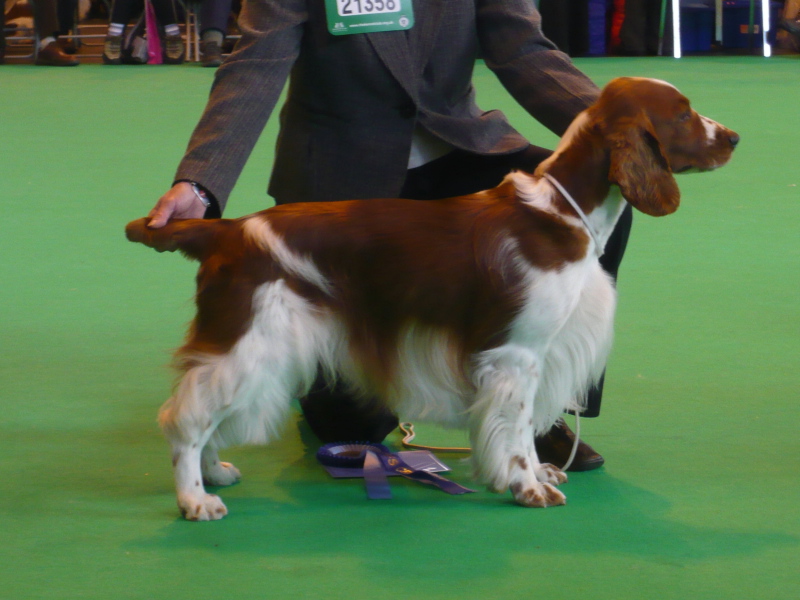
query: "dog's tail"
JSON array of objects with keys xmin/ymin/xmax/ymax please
[{"xmin": 125, "ymin": 217, "xmax": 221, "ymax": 261}]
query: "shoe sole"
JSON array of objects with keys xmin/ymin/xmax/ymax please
[
  {"xmin": 35, "ymin": 60, "xmax": 79, "ymax": 66},
  {"xmin": 565, "ymin": 456, "xmax": 605, "ymax": 472}
]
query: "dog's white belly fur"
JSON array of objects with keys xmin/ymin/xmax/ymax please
[
  {"xmin": 391, "ymin": 260, "xmax": 617, "ymax": 428},
  {"xmin": 165, "ymin": 260, "xmax": 614, "ymax": 434},
  {"xmin": 389, "ymin": 325, "xmax": 473, "ymax": 425}
]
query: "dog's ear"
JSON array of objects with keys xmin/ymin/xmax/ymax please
[
  {"xmin": 607, "ymin": 114, "xmax": 680, "ymax": 216},
  {"xmin": 125, "ymin": 217, "xmax": 219, "ymax": 261}
]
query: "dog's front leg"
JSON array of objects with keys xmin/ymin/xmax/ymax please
[
  {"xmin": 470, "ymin": 346, "xmax": 567, "ymax": 508},
  {"xmin": 532, "ymin": 459, "xmax": 569, "ymax": 488}
]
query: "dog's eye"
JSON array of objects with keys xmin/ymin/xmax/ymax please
[{"xmin": 677, "ymin": 111, "xmax": 692, "ymax": 122}]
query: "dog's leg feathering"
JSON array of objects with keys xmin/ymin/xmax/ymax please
[{"xmin": 469, "ymin": 346, "xmax": 567, "ymax": 508}]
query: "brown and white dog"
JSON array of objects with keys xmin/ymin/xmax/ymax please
[{"xmin": 126, "ymin": 77, "xmax": 738, "ymax": 520}]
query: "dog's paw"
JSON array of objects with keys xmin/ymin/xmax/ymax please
[
  {"xmin": 178, "ymin": 493, "xmax": 228, "ymax": 521},
  {"xmin": 510, "ymin": 482, "xmax": 566, "ymax": 508},
  {"xmin": 202, "ymin": 461, "xmax": 242, "ymax": 487},
  {"xmin": 535, "ymin": 463, "xmax": 568, "ymax": 486}
]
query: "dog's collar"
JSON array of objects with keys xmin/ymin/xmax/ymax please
[{"xmin": 543, "ymin": 173, "xmax": 604, "ymax": 258}]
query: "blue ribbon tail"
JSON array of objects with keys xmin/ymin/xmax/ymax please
[{"xmin": 363, "ymin": 450, "xmax": 392, "ymax": 499}]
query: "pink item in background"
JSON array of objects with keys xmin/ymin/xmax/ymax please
[{"xmin": 145, "ymin": 0, "xmax": 163, "ymax": 65}]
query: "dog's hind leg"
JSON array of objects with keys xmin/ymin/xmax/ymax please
[
  {"xmin": 161, "ymin": 281, "xmax": 333, "ymax": 520},
  {"xmin": 470, "ymin": 345, "xmax": 566, "ymax": 508},
  {"xmin": 160, "ymin": 392, "xmax": 230, "ymax": 521},
  {"xmin": 161, "ymin": 358, "xmax": 302, "ymax": 521},
  {"xmin": 159, "ymin": 361, "xmax": 240, "ymax": 521},
  {"xmin": 201, "ymin": 446, "xmax": 242, "ymax": 487},
  {"xmin": 171, "ymin": 444, "xmax": 228, "ymax": 521}
]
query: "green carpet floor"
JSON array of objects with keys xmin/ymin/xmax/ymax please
[{"xmin": 1, "ymin": 56, "xmax": 798, "ymax": 600}]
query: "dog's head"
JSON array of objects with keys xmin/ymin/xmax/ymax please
[{"xmin": 590, "ymin": 77, "xmax": 738, "ymax": 216}]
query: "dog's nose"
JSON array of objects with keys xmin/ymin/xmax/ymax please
[{"xmin": 729, "ymin": 133, "xmax": 740, "ymax": 148}]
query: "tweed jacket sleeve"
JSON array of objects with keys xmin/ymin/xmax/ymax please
[
  {"xmin": 476, "ymin": 0, "xmax": 599, "ymax": 136},
  {"xmin": 174, "ymin": 0, "xmax": 308, "ymax": 210}
]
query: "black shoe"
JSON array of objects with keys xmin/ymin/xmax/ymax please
[
  {"xmin": 535, "ymin": 419, "xmax": 605, "ymax": 471},
  {"xmin": 200, "ymin": 39, "xmax": 223, "ymax": 67},
  {"xmin": 35, "ymin": 41, "xmax": 79, "ymax": 66}
]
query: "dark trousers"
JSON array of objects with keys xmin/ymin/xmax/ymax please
[
  {"xmin": 300, "ymin": 146, "xmax": 633, "ymax": 442},
  {"xmin": 57, "ymin": 0, "xmax": 78, "ymax": 35},
  {"xmin": 199, "ymin": 0, "xmax": 234, "ymax": 35},
  {"xmin": 109, "ymin": 0, "xmax": 178, "ymax": 28}
]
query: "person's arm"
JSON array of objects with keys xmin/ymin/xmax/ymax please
[
  {"xmin": 148, "ymin": 0, "xmax": 307, "ymax": 228},
  {"xmin": 476, "ymin": 0, "xmax": 599, "ymax": 137}
]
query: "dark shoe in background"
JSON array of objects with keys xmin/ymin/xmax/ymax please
[
  {"xmin": 35, "ymin": 41, "xmax": 79, "ymax": 66},
  {"xmin": 102, "ymin": 35, "xmax": 123, "ymax": 64},
  {"xmin": 535, "ymin": 419, "xmax": 605, "ymax": 471},
  {"xmin": 163, "ymin": 34, "xmax": 185, "ymax": 64},
  {"xmin": 200, "ymin": 39, "xmax": 222, "ymax": 68},
  {"xmin": 58, "ymin": 38, "xmax": 78, "ymax": 54}
]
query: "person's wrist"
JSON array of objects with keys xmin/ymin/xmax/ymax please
[{"xmin": 174, "ymin": 179, "xmax": 221, "ymax": 218}]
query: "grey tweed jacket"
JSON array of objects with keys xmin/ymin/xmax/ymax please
[{"xmin": 174, "ymin": 0, "xmax": 600, "ymax": 211}]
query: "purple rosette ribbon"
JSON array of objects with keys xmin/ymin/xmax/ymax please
[{"xmin": 316, "ymin": 443, "xmax": 475, "ymax": 499}]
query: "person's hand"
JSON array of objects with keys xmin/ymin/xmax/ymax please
[{"xmin": 147, "ymin": 182, "xmax": 207, "ymax": 229}]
